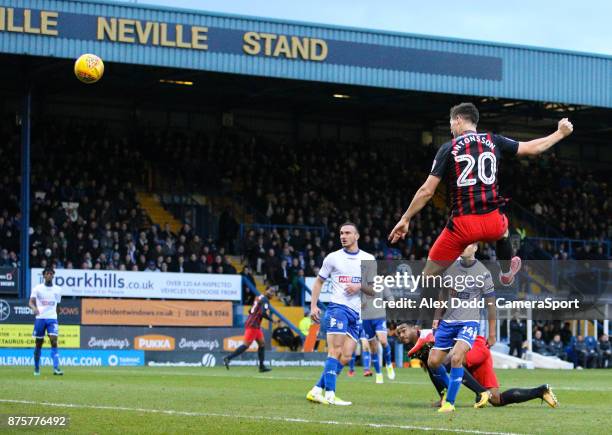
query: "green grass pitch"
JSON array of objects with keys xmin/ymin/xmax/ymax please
[{"xmin": 1, "ymin": 366, "xmax": 610, "ymax": 434}]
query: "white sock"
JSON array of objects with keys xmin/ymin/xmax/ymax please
[
  {"xmin": 312, "ymin": 386, "xmax": 322, "ymax": 394},
  {"xmin": 325, "ymin": 391, "xmax": 335, "ymax": 400}
]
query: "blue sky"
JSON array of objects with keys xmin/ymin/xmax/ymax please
[{"xmin": 127, "ymin": 0, "xmax": 612, "ymax": 56}]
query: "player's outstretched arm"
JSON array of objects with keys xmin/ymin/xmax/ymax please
[
  {"xmin": 388, "ymin": 175, "xmax": 441, "ymax": 243},
  {"xmin": 516, "ymin": 118, "xmax": 573, "ymax": 156}
]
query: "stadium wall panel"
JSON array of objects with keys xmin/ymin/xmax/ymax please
[{"xmin": 0, "ymin": 0, "xmax": 611, "ymax": 107}]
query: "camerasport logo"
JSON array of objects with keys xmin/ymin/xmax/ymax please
[
  {"xmin": 201, "ymin": 353, "xmax": 216, "ymax": 367},
  {"xmin": 134, "ymin": 335, "xmax": 175, "ymax": 351},
  {"xmin": 0, "ymin": 300, "xmax": 10, "ymax": 321}
]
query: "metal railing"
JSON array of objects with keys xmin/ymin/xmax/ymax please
[
  {"xmin": 159, "ymin": 193, "xmax": 213, "ymax": 240},
  {"xmin": 509, "ymin": 201, "xmax": 565, "ymax": 238},
  {"xmin": 299, "ymin": 280, "xmax": 327, "ymax": 313},
  {"xmin": 242, "ymin": 276, "xmax": 305, "ymax": 339}
]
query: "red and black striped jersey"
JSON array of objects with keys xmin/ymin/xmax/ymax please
[
  {"xmin": 430, "ymin": 131, "xmax": 519, "ymax": 216},
  {"xmin": 244, "ymin": 295, "xmax": 270, "ymax": 329}
]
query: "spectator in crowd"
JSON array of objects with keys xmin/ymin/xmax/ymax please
[
  {"xmin": 241, "ymin": 266, "xmax": 256, "ymax": 305},
  {"xmin": 298, "ymin": 309, "xmax": 311, "ymax": 337},
  {"xmin": 145, "ymin": 260, "xmax": 160, "ymax": 272},
  {"xmin": 548, "ymin": 334, "xmax": 567, "ymax": 360},
  {"xmin": 532, "ymin": 330, "xmax": 548, "ymax": 355},
  {"xmin": 542, "ymin": 323, "xmax": 556, "ymax": 343},
  {"xmin": 222, "ymin": 256, "xmax": 236, "ymax": 274},
  {"xmin": 509, "ymin": 314, "xmax": 526, "ymax": 358},
  {"xmin": 289, "ymin": 268, "xmax": 305, "ymax": 307},
  {"xmin": 275, "ymin": 259, "xmax": 290, "ymax": 299},
  {"xmin": 264, "ymin": 248, "xmax": 280, "ymax": 285},
  {"xmin": 573, "ymin": 335, "xmax": 597, "ymax": 368},
  {"xmin": 560, "ymin": 322, "xmax": 573, "ymax": 346},
  {"xmin": 598, "ymin": 334, "xmax": 611, "ymax": 368},
  {"xmin": 272, "ymin": 322, "xmax": 302, "ymax": 351},
  {"xmin": 0, "ymin": 248, "xmax": 11, "ymax": 266},
  {"xmin": 218, "ymin": 207, "xmax": 239, "ymax": 254}
]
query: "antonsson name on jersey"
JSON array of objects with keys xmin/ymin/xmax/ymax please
[{"xmin": 454, "ymin": 135, "xmax": 496, "ymax": 150}]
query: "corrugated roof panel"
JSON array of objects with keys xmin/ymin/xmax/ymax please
[{"xmin": 1, "ymin": 0, "xmax": 611, "ymax": 107}]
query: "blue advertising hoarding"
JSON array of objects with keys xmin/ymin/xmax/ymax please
[
  {"xmin": 0, "ymin": 5, "xmax": 501, "ymax": 80},
  {"xmin": 2, "ymin": 1, "xmax": 611, "ymax": 107},
  {"xmin": 0, "ymin": 348, "xmax": 144, "ymax": 367}
]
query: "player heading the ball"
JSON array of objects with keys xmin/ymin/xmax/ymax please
[{"xmin": 389, "ymin": 103, "xmax": 573, "ymax": 327}]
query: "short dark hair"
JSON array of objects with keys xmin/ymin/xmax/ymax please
[
  {"xmin": 397, "ymin": 321, "xmax": 416, "ymax": 328},
  {"xmin": 339, "ymin": 221, "xmax": 359, "ymax": 233},
  {"xmin": 450, "ymin": 102, "xmax": 479, "ymax": 125}
]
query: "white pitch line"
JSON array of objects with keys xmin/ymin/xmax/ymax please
[
  {"xmin": 552, "ymin": 386, "xmax": 612, "ymax": 391},
  {"xmin": 70, "ymin": 369, "xmax": 612, "ymax": 391},
  {"xmin": 84, "ymin": 368, "xmax": 431, "ymax": 384},
  {"xmin": 0, "ymin": 399, "xmax": 524, "ymax": 435}
]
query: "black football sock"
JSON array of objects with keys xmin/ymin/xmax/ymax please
[
  {"xmin": 496, "ymin": 237, "xmax": 513, "ymax": 274},
  {"xmin": 462, "ymin": 368, "xmax": 488, "ymax": 394},
  {"xmin": 258, "ymin": 346, "xmax": 265, "ymax": 368},
  {"xmin": 427, "ymin": 367, "xmax": 446, "ymax": 398},
  {"xmin": 499, "ymin": 386, "xmax": 545, "ymax": 406},
  {"xmin": 443, "ymin": 362, "xmax": 487, "ymax": 394},
  {"xmin": 227, "ymin": 344, "xmax": 248, "ymax": 360}
]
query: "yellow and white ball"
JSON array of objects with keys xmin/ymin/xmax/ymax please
[{"xmin": 74, "ymin": 53, "xmax": 104, "ymax": 84}]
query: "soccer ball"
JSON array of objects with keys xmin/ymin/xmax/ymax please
[{"xmin": 74, "ymin": 54, "xmax": 104, "ymax": 84}]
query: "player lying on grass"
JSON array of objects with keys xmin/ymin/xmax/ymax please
[{"xmin": 397, "ymin": 323, "xmax": 559, "ymax": 408}]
